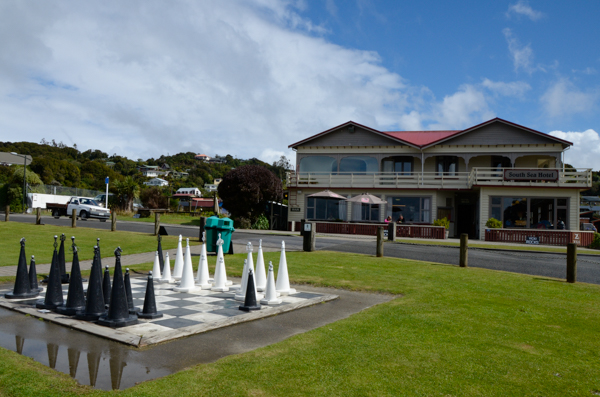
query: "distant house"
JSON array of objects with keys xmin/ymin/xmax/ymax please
[
  {"xmin": 204, "ymin": 178, "xmax": 223, "ymax": 192},
  {"xmin": 171, "ymin": 171, "xmax": 189, "ymax": 179},
  {"xmin": 143, "ymin": 178, "xmax": 169, "ymax": 187},
  {"xmin": 208, "ymin": 156, "xmax": 226, "ymax": 164},
  {"xmin": 138, "ymin": 165, "xmax": 163, "ymax": 178},
  {"xmin": 195, "ymin": 154, "xmax": 211, "ymax": 162}
]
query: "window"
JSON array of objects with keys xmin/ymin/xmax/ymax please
[
  {"xmin": 351, "ymin": 202, "xmax": 380, "ymax": 222},
  {"xmin": 386, "ymin": 196, "xmax": 431, "ymax": 223},
  {"xmin": 489, "ymin": 196, "xmax": 569, "ymax": 229},
  {"xmin": 339, "ymin": 156, "xmax": 378, "ymax": 174},
  {"xmin": 436, "ymin": 156, "xmax": 458, "ymax": 176},
  {"xmin": 382, "ymin": 156, "xmax": 413, "ymax": 175},
  {"xmin": 299, "ymin": 156, "xmax": 338, "ymax": 173},
  {"xmin": 306, "ymin": 197, "xmax": 347, "ymax": 221}
]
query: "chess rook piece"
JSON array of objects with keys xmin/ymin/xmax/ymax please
[
  {"xmin": 124, "ymin": 268, "xmax": 140, "ymax": 313},
  {"xmin": 275, "ymin": 240, "xmax": 296, "ymax": 296},
  {"xmin": 255, "ymin": 239, "xmax": 267, "ymax": 291},
  {"xmin": 57, "ymin": 237, "xmax": 86, "ymax": 315},
  {"xmin": 6, "ymin": 238, "xmax": 39, "ymax": 299},
  {"xmin": 239, "ymin": 268, "xmax": 261, "ymax": 311},
  {"xmin": 138, "ymin": 271, "xmax": 163, "ymax": 319},
  {"xmin": 261, "ymin": 262, "xmax": 282, "ymax": 305},
  {"xmin": 75, "ymin": 246, "xmax": 106, "ymax": 321},
  {"xmin": 36, "ymin": 236, "xmax": 64, "ymax": 309},
  {"xmin": 97, "ymin": 247, "xmax": 138, "ymax": 328}
]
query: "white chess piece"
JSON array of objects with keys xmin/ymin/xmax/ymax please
[
  {"xmin": 255, "ymin": 239, "xmax": 267, "ymax": 291},
  {"xmin": 159, "ymin": 252, "xmax": 174, "ymax": 283},
  {"xmin": 261, "ymin": 262, "xmax": 282, "ymax": 305},
  {"xmin": 196, "ymin": 231, "xmax": 211, "ymax": 288},
  {"xmin": 172, "ymin": 235, "xmax": 184, "ymax": 280},
  {"xmin": 275, "ymin": 240, "xmax": 296, "ymax": 295},
  {"xmin": 152, "ymin": 251, "xmax": 162, "ymax": 281}
]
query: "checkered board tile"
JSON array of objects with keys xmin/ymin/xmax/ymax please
[{"xmin": 0, "ymin": 278, "xmax": 337, "ymax": 347}]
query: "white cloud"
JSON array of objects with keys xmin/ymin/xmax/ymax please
[
  {"xmin": 481, "ymin": 78, "xmax": 531, "ymax": 97},
  {"xmin": 506, "ymin": 1, "xmax": 544, "ymax": 21},
  {"xmin": 428, "ymin": 85, "xmax": 495, "ymax": 130},
  {"xmin": 503, "ymin": 28, "xmax": 535, "ymax": 73},
  {"xmin": 549, "ymin": 129, "xmax": 600, "ymax": 170},
  {"xmin": 541, "ymin": 78, "xmax": 598, "ymax": 118}
]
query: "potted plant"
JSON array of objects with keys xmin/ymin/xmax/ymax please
[
  {"xmin": 485, "ymin": 218, "xmax": 502, "ymax": 229},
  {"xmin": 433, "ymin": 217, "xmax": 450, "ymax": 239}
]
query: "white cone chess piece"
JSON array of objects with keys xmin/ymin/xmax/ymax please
[
  {"xmin": 211, "ymin": 255, "xmax": 229, "ymax": 292},
  {"xmin": 172, "ymin": 235, "xmax": 184, "ymax": 280},
  {"xmin": 196, "ymin": 232, "xmax": 211, "ymax": 289},
  {"xmin": 255, "ymin": 239, "xmax": 266, "ymax": 292},
  {"xmin": 152, "ymin": 251, "xmax": 162, "ymax": 281},
  {"xmin": 276, "ymin": 240, "xmax": 296, "ymax": 295},
  {"xmin": 159, "ymin": 252, "xmax": 174, "ymax": 283},
  {"xmin": 261, "ymin": 262, "xmax": 282, "ymax": 304},
  {"xmin": 214, "ymin": 233, "xmax": 232, "ymax": 286},
  {"xmin": 236, "ymin": 243, "xmax": 263, "ymax": 301},
  {"xmin": 173, "ymin": 241, "xmax": 197, "ymax": 292}
]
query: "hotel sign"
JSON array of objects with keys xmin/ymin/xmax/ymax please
[{"xmin": 504, "ymin": 169, "xmax": 559, "ymax": 182}]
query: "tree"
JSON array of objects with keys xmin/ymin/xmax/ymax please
[
  {"xmin": 140, "ymin": 186, "xmax": 168, "ymax": 209},
  {"xmin": 218, "ymin": 165, "xmax": 282, "ymax": 223},
  {"xmin": 114, "ymin": 176, "xmax": 140, "ymax": 211}
]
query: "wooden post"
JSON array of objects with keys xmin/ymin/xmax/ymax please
[
  {"xmin": 303, "ymin": 222, "xmax": 315, "ymax": 252},
  {"xmin": 5, "ymin": 205, "xmax": 9, "ymax": 222},
  {"xmin": 199, "ymin": 216, "xmax": 207, "ymax": 242},
  {"xmin": 459, "ymin": 233, "xmax": 468, "ymax": 267},
  {"xmin": 387, "ymin": 222, "xmax": 396, "ymax": 241},
  {"xmin": 376, "ymin": 227, "xmax": 384, "ymax": 257},
  {"xmin": 111, "ymin": 211, "xmax": 117, "ymax": 231},
  {"xmin": 154, "ymin": 212, "xmax": 160, "ymax": 236},
  {"xmin": 71, "ymin": 209, "xmax": 77, "ymax": 228},
  {"xmin": 567, "ymin": 243, "xmax": 577, "ymax": 283},
  {"xmin": 36, "ymin": 207, "xmax": 41, "ymax": 225}
]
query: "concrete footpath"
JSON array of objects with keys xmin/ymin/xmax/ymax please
[{"xmin": 0, "ymin": 242, "xmax": 281, "ymax": 278}]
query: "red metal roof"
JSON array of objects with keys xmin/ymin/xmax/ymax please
[{"xmin": 381, "ymin": 130, "xmax": 461, "ymax": 146}]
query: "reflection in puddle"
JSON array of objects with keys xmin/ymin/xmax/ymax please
[{"xmin": 0, "ymin": 308, "xmax": 170, "ymax": 390}]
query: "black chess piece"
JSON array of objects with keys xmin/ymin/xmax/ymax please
[
  {"xmin": 138, "ymin": 271, "xmax": 163, "ymax": 319},
  {"xmin": 75, "ymin": 246, "xmax": 106, "ymax": 321},
  {"xmin": 103, "ymin": 265, "xmax": 111, "ymax": 306},
  {"xmin": 57, "ymin": 237, "xmax": 86, "ymax": 315},
  {"xmin": 157, "ymin": 235, "xmax": 165, "ymax": 272},
  {"xmin": 58, "ymin": 233, "xmax": 69, "ymax": 284},
  {"xmin": 239, "ymin": 268, "xmax": 261, "ymax": 311},
  {"xmin": 124, "ymin": 268, "xmax": 140, "ymax": 314},
  {"xmin": 36, "ymin": 236, "xmax": 64, "ymax": 310},
  {"xmin": 97, "ymin": 247, "xmax": 138, "ymax": 328},
  {"xmin": 5, "ymin": 238, "xmax": 39, "ymax": 299},
  {"xmin": 28, "ymin": 255, "xmax": 42, "ymax": 293}
]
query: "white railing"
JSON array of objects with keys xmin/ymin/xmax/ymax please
[{"xmin": 287, "ymin": 168, "xmax": 592, "ymax": 189}]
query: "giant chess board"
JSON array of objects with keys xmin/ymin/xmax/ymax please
[{"xmin": 0, "ymin": 278, "xmax": 338, "ymax": 346}]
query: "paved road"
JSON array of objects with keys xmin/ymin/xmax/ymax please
[{"xmin": 7, "ymin": 214, "xmax": 600, "ymax": 284}]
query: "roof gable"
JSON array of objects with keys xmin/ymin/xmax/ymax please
[{"xmin": 423, "ymin": 118, "xmax": 572, "ymax": 148}]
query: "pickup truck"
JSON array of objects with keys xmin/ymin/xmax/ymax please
[{"xmin": 47, "ymin": 196, "xmax": 111, "ymax": 221}]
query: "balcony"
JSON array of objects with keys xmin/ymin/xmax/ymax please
[{"xmin": 286, "ymin": 168, "xmax": 592, "ymax": 190}]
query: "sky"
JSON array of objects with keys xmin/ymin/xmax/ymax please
[{"xmin": 0, "ymin": 0, "xmax": 599, "ymax": 169}]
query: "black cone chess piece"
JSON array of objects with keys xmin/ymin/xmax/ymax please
[
  {"xmin": 124, "ymin": 268, "xmax": 140, "ymax": 314},
  {"xmin": 58, "ymin": 234, "xmax": 69, "ymax": 284},
  {"xmin": 103, "ymin": 265, "xmax": 111, "ymax": 306},
  {"xmin": 157, "ymin": 235, "xmax": 165, "ymax": 272},
  {"xmin": 97, "ymin": 247, "xmax": 138, "ymax": 328},
  {"xmin": 28, "ymin": 255, "xmax": 42, "ymax": 293},
  {"xmin": 5, "ymin": 238, "xmax": 39, "ymax": 299},
  {"xmin": 138, "ymin": 271, "xmax": 163, "ymax": 319},
  {"xmin": 36, "ymin": 236, "xmax": 64, "ymax": 309},
  {"xmin": 57, "ymin": 237, "xmax": 86, "ymax": 315},
  {"xmin": 239, "ymin": 268, "xmax": 261, "ymax": 312},
  {"xmin": 75, "ymin": 246, "xmax": 106, "ymax": 321}
]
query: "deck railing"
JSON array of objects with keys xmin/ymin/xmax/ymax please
[
  {"xmin": 286, "ymin": 168, "xmax": 591, "ymax": 189},
  {"xmin": 289, "ymin": 221, "xmax": 446, "ymax": 239}
]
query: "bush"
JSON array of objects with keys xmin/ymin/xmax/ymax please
[
  {"xmin": 486, "ymin": 218, "xmax": 503, "ymax": 229},
  {"xmin": 433, "ymin": 217, "xmax": 449, "ymax": 229},
  {"xmin": 590, "ymin": 233, "xmax": 600, "ymax": 250},
  {"xmin": 235, "ymin": 217, "xmax": 252, "ymax": 229},
  {"xmin": 251, "ymin": 214, "xmax": 269, "ymax": 230},
  {"xmin": 140, "ymin": 186, "xmax": 168, "ymax": 209}
]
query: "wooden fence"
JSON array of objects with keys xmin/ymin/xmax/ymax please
[
  {"xmin": 484, "ymin": 228, "xmax": 595, "ymax": 247},
  {"xmin": 289, "ymin": 221, "xmax": 446, "ymax": 239}
]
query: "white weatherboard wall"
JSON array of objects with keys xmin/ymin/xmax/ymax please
[
  {"xmin": 478, "ymin": 187, "xmax": 580, "ymax": 240},
  {"xmin": 29, "ymin": 193, "xmax": 71, "ymax": 209}
]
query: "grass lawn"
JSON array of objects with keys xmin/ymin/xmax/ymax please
[
  {"xmin": 117, "ymin": 213, "xmax": 205, "ymax": 226},
  {"xmin": 0, "ymin": 223, "xmax": 198, "ymax": 267},
  {"xmin": 2, "ymin": 250, "xmax": 600, "ymax": 396}
]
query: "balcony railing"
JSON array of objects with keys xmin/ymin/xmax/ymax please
[{"xmin": 286, "ymin": 168, "xmax": 591, "ymax": 190}]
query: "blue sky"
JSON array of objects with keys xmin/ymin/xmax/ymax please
[{"xmin": 0, "ymin": 1, "xmax": 598, "ymax": 168}]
